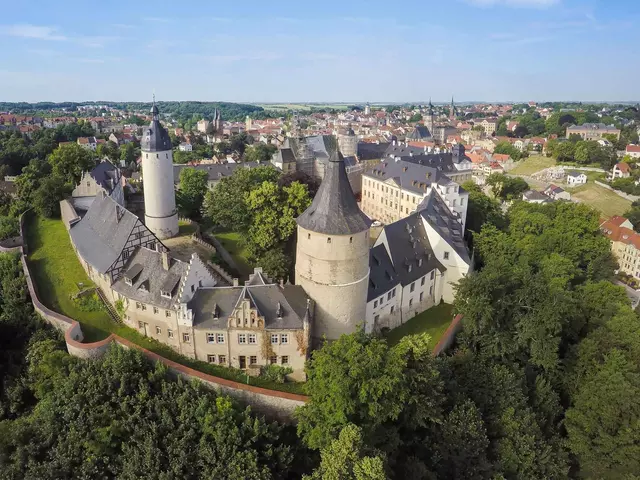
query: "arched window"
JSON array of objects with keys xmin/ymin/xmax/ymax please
[{"xmin": 327, "ymin": 237, "xmax": 332, "ymax": 244}]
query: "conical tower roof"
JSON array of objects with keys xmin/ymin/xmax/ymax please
[
  {"xmin": 296, "ymin": 138, "xmax": 371, "ymax": 235},
  {"xmin": 141, "ymin": 99, "xmax": 171, "ymax": 152}
]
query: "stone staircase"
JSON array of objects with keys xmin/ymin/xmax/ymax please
[{"xmin": 96, "ymin": 287, "xmax": 120, "ymax": 322}]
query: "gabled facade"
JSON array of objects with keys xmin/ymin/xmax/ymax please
[{"xmin": 72, "ymin": 160, "xmax": 124, "ymax": 210}]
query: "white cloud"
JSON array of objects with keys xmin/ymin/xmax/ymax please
[
  {"xmin": 0, "ymin": 24, "xmax": 66, "ymax": 41},
  {"xmin": 465, "ymin": 0, "xmax": 559, "ymax": 7}
]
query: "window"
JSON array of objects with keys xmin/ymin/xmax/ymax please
[
  {"xmin": 452, "ymin": 199, "xmax": 457, "ymax": 207},
  {"xmin": 281, "ymin": 356, "xmax": 289, "ymax": 365},
  {"xmin": 460, "ymin": 198, "xmax": 464, "ymax": 205},
  {"xmin": 207, "ymin": 333, "xmax": 215, "ymax": 343},
  {"xmin": 141, "ymin": 304, "xmax": 147, "ymax": 311},
  {"xmin": 429, "ymin": 285, "xmax": 433, "ymax": 295},
  {"xmin": 216, "ymin": 333, "xmax": 225, "ymax": 343},
  {"xmin": 182, "ymin": 333, "xmax": 190, "ymax": 343},
  {"xmin": 135, "ymin": 302, "xmax": 141, "ymax": 309},
  {"xmin": 123, "ymin": 250, "xmax": 129, "ymax": 260},
  {"xmin": 238, "ymin": 334, "xmax": 247, "ymax": 344},
  {"xmin": 390, "ymin": 305, "xmax": 395, "ymax": 314},
  {"xmin": 409, "ymin": 298, "xmax": 413, "ymax": 307},
  {"xmin": 269, "ymin": 356, "xmax": 277, "ymax": 364},
  {"xmin": 350, "ymin": 237, "xmax": 353, "ymax": 244},
  {"xmin": 421, "ymin": 277, "xmax": 425, "ymax": 286},
  {"xmin": 374, "ymin": 300, "xmax": 378, "ymax": 308},
  {"xmin": 191, "ymin": 284, "xmax": 195, "ymax": 293},
  {"xmin": 443, "ymin": 252, "xmax": 450, "ymax": 260},
  {"xmin": 153, "ymin": 306, "xmax": 158, "ymax": 314},
  {"xmin": 86, "ymin": 181, "xmax": 91, "ymax": 187},
  {"xmin": 308, "ymin": 233, "xmax": 311, "ymax": 239},
  {"xmin": 420, "ymin": 292, "xmax": 424, "ymax": 301},
  {"xmin": 410, "ymin": 282, "xmax": 415, "ymax": 293},
  {"xmin": 168, "ymin": 329, "xmax": 174, "ymax": 338},
  {"xmin": 138, "ymin": 321, "xmax": 144, "ymax": 328},
  {"xmin": 430, "ymin": 271, "xmax": 435, "ymax": 280},
  {"xmin": 218, "ymin": 354, "xmax": 226, "ymax": 364},
  {"xmin": 392, "ymin": 288, "xmax": 396, "ymax": 298},
  {"xmin": 165, "ymin": 310, "xmax": 171, "ymax": 317},
  {"xmin": 207, "ymin": 354, "xmax": 216, "ymax": 363},
  {"xmin": 374, "ymin": 314, "xmax": 380, "ymax": 322},
  {"xmin": 327, "ymin": 237, "xmax": 331, "ymax": 244},
  {"xmin": 271, "ymin": 333, "xmax": 279, "ymax": 344},
  {"xmin": 280, "ymin": 334, "xmax": 288, "ymax": 344},
  {"xmin": 250, "ymin": 356, "xmax": 258, "ymax": 365},
  {"xmin": 387, "ymin": 291, "xmax": 392, "ymax": 301},
  {"xmin": 248, "ymin": 333, "xmax": 257, "ymax": 344},
  {"xmin": 155, "ymin": 326, "xmax": 161, "ymax": 335}
]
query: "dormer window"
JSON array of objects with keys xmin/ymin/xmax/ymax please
[
  {"xmin": 408, "ymin": 264, "xmax": 412, "ymax": 273},
  {"xmin": 418, "ymin": 258, "xmax": 423, "ymax": 267},
  {"xmin": 160, "ymin": 290, "xmax": 171, "ymax": 299},
  {"xmin": 125, "ymin": 277, "xmax": 132, "ymax": 286}
]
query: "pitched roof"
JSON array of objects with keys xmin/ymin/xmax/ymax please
[
  {"xmin": 364, "ymin": 159, "xmax": 442, "ymax": 195},
  {"xmin": 626, "ymin": 144, "xmax": 640, "ymax": 153},
  {"xmin": 601, "ymin": 218, "xmax": 640, "ymax": 250},
  {"xmin": 419, "ymin": 190, "xmax": 470, "ymax": 263},
  {"xmin": 112, "ymin": 247, "xmax": 189, "ymax": 309},
  {"xmin": 615, "ymin": 162, "xmax": 631, "ymax": 173},
  {"xmin": 297, "ymin": 140, "xmax": 371, "ymax": 235},
  {"xmin": 69, "ymin": 195, "xmax": 141, "ymax": 274},
  {"xmin": 141, "ymin": 103, "xmax": 172, "ymax": 152},
  {"xmin": 406, "ymin": 125, "xmax": 433, "ymax": 140},
  {"xmin": 89, "ymin": 160, "xmax": 120, "ymax": 194},
  {"xmin": 189, "ymin": 283, "xmax": 309, "ymax": 330}
]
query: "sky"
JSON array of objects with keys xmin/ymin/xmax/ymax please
[{"xmin": 0, "ymin": 0, "xmax": 639, "ymax": 103}]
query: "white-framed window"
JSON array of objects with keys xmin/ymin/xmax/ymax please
[
  {"xmin": 420, "ymin": 292, "xmax": 424, "ymax": 302},
  {"xmin": 165, "ymin": 310, "xmax": 171, "ymax": 317},
  {"xmin": 271, "ymin": 333, "xmax": 279, "ymax": 344},
  {"xmin": 280, "ymin": 334, "xmax": 288, "ymax": 344},
  {"xmin": 206, "ymin": 333, "xmax": 215, "ymax": 343},
  {"xmin": 248, "ymin": 333, "xmax": 257, "ymax": 344},
  {"xmin": 374, "ymin": 300, "xmax": 378, "ymax": 308},
  {"xmin": 141, "ymin": 304, "xmax": 147, "ymax": 311},
  {"xmin": 281, "ymin": 356, "xmax": 289, "ymax": 365},
  {"xmin": 238, "ymin": 334, "xmax": 247, "ymax": 344},
  {"xmin": 155, "ymin": 326, "xmax": 161, "ymax": 335},
  {"xmin": 153, "ymin": 306, "xmax": 158, "ymax": 314},
  {"xmin": 443, "ymin": 252, "xmax": 449, "ymax": 260},
  {"xmin": 421, "ymin": 277, "xmax": 425, "ymax": 286},
  {"xmin": 249, "ymin": 355, "xmax": 257, "ymax": 365},
  {"xmin": 269, "ymin": 356, "xmax": 277, "ymax": 365},
  {"xmin": 410, "ymin": 282, "xmax": 415, "ymax": 293},
  {"xmin": 207, "ymin": 354, "xmax": 216, "ymax": 363},
  {"xmin": 216, "ymin": 333, "xmax": 225, "ymax": 343},
  {"xmin": 430, "ymin": 270, "xmax": 435, "ymax": 280},
  {"xmin": 168, "ymin": 329, "xmax": 174, "ymax": 338},
  {"xmin": 218, "ymin": 355, "xmax": 226, "ymax": 364},
  {"xmin": 409, "ymin": 298, "xmax": 413, "ymax": 307},
  {"xmin": 182, "ymin": 333, "xmax": 190, "ymax": 343},
  {"xmin": 135, "ymin": 302, "xmax": 141, "ymax": 309}
]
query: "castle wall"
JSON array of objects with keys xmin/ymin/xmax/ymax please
[
  {"xmin": 295, "ymin": 226, "xmax": 369, "ymax": 341},
  {"xmin": 142, "ymin": 149, "xmax": 178, "ymax": 239}
]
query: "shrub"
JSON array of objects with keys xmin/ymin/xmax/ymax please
[
  {"xmin": 261, "ymin": 364, "xmax": 293, "ymax": 383},
  {"xmin": 72, "ymin": 292, "xmax": 105, "ymax": 312}
]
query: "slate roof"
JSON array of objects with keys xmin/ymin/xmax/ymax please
[
  {"xmin": 141, "ymin": 103, "xmax": 172, "ymax": 152},
  {"xmin": 418, "ymin": 191, "xmax": 470, "ymax": 263},
  {"xmin": 189, "ymin": 283, "xmax": 309, "ymax": 330},
  {"xmin": 368, "ymin": 244, "xmax": 401, "ymax": 301},
  {"xmin": 364, "ymin": 159, "xmax": 443, "ymax": 195},
  {"xmin": 90, "ymin": 160, "xmax": 120, "ymax": 194},
  {"xmin": 274, "ymin": 147, "xmax": 296, "ymax": 164},
  {"xmin": 70, "ymin": 195, "xmax": 142, "ymax": 274},
  {"xmin": 357, "ymin": 142, "xmax": 390, "ymax": 160},
  {"xmin": 112, "ymin": 247, "xmax": 189, "ymax": 309},
  {"xmin": 406, "ymin": 125, "xmax": 433, "ymax": 140},
  {"xmin": 523, "ymin": 190, "xmax": 551, "ymax": 202},
  {"xmin": 297, "ymin": 141, "xmax": 371, "ymax": 235}
]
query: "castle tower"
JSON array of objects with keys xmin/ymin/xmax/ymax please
[
  {"xmin": 295, "ymin": 140, "xmax": 372, "ymax": 342},
  {"xmin": 338, "ymin": 124, "xmax": 357, "ymax": 157},
  {"xmin": 141, "ymin": 100, "xmax": 178, "ymax": 239}
]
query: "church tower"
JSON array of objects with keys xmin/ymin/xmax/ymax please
[
  {"xmin": 449, "ymin": 96, "xmax": 456, "ymax": 122},
  {"xmin": 295, "ymin": 139, "xmax": 371, "ymax": 342},
  {"xmin": 425, "ymin": 98, "xmax": 435, "ymax": 134},
  {"xmin": 141, "ymin": 100, "xmax": 179, "ymax": 240}
]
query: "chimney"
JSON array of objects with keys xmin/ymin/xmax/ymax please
[{"xmin": 162, "ymin": 251, "xmax": 170, "ymax": 270}]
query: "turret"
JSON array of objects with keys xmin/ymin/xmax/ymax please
[
  {"xmin": 295, "ymin": 138, "xmax": 371, "ymax": 342},
  {"xmin": 141, "ymin": 99, "xmax": 179, "ymax": 239}
]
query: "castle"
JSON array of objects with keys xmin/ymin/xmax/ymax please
[{"xmin": 61, "ymin": 103, "xmax": 471, "ymax": 379}]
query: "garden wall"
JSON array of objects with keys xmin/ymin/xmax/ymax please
[{"xmin": 432, "ymin": 314, "xmax": 463, "ymax": 356}]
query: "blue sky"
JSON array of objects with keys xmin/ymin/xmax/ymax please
[{"xmin": 0, "ymin": 0, "xmax": 638, "ymax": 103}]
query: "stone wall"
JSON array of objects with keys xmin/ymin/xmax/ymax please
[
  {"xmin": 206, "ymin": 233, "xmax": 242, "ymax": 273},
  {"xmin": 432, "ymin": 314, "xmax": 463, "ymax": 356}
]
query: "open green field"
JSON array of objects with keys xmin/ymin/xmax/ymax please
[
  {"xmin": 212, "ymin": 231, "xmax": 254, "ymax": 278},
  {"xmin": 571, "ymin": 183, "xmax": 632, "ymax": 219},
  {"xmin": 510, "ymin": 155, "xmax": 556, "ymax": 175},
  {"xmin": 25, "ymin": 215, "xmax": 302, "ymax": 393},
  {"xmin": 256, "ymin": 103, "xmax": 351, "ymax": 112},
  {"xmin": 385, "ymin": 303, "xmax": 454, "ymax": 348},
  {"xmin": 26, "ymin": 215, "xmax": 113, "ymax": 342}
]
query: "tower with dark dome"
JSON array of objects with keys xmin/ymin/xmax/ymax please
[
  {"xmin": 141, "ymin": 100, "xmax": 178, "ymax": 239},
  {"xmin": 295, "ymin": 138, "xmax": 372, "ymax": 342}
]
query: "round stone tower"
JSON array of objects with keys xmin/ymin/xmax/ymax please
[
  {"xmin": 295, "ymin": 139, "xmax": 371, "ymax": 342},
  {"xmin": 141, "ymin": 100, "xmax": 179, "ymax": 239}
]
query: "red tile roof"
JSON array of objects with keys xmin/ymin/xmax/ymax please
[
  {"xmin": 601, "ymin": 218, "xmax": 640, "ymax": 250},
  {"xmin": 627, "ymin": 145, "xmax": 640, "ymax": 153},
  {"xmin": 616, "ymin": 162, "xmax": 631, "ymax": 173}
]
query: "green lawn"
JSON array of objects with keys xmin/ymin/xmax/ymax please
[
  {"xmin": 510, "ymin": 155, "xmax": 556, "ymax": 175},
  {"xmin": 25, "ymin": 214, "xmax": 303, "ymax": 394},
  {"xmin": 571, "ymin": 183, "xmax": 632, "ymax": 219},
  {"xmin": 385, "ymin": 303, "xmax": 454, "ymax": 348},
  {"xmin": 212, "ymin": 231, "xmax": 253, "ymax": 278},
  {"xmin": 178, "ymin": 219, "xmax": 198, "ymax": 236}
]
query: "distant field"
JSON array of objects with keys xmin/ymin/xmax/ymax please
[
  {"xmin": 571, "ymin": 183, "xmax": 631, "ymax": 219},
  {"xmin": 256, "ymin": 103, "xmax": 351, "ymax": 112},
  {"xmin": 510, "ymin": 155, "xmax": 556, "ymax": 175}
]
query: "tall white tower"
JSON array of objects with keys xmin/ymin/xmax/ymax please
[
  {"xmin": 295, "ymin": 138, "xmax": 372, "ymax": 343},
  {"xmin": 141, "ymin": 101, "xmax": 178, "ymax": 239}
]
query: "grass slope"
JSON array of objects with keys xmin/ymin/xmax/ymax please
[
  {"xmin": 510, "ymin": 155, "xmax": 556, "ymax": 175},
  {"xmin": 213, "ymin": 231, "xmax": 253, "ymax": 277},
  {"xmin": 572, "ymin": 183, "xmax": 632, "ymax": 219},
  {"xmin": 26, "ymin": 215, "xmax": 303, "ymax": 393},
  {"xmin": 385, "ymin": 303, "xmax": 454, "ymax": 348}
]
